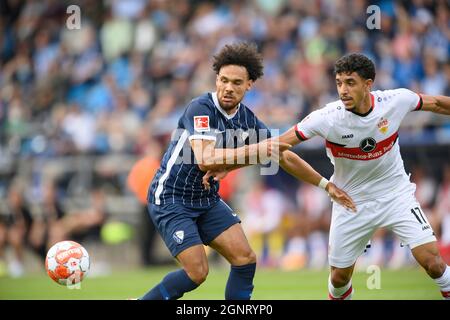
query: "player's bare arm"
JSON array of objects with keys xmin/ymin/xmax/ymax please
[
  {"xmin": 277, "ymin": 126, "xmax": 302, "ymax": 148},
  {"xmin": 200, "ymin": 135, "xmax": 292, "ymax": 190},
  {"xmin": 421, "ymin": 94, "xmax": 450, "ymax": 115},
  {"xmin": 190, "ymin": 138, "xmax": 291, "ymax": 172},
  {"xmin": 279, "ymin": 150, "xmax": 356, "ymax": 212},
  {"xmin": 267, "ymin": 125, "xmax": 357, "ymax": 211}
]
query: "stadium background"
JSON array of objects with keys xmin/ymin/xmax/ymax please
[{"xmin": 0, "ymin": 0, "xmax": 449, "ymax": 299}]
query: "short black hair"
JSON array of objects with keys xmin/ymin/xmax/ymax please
[
  {"xmin": 334, "ymin": 53, "xmax": 376, "ymax": 81},
  {"xmin": 212, "ymin": 42, "xmax": 264, "ymax": 81}
]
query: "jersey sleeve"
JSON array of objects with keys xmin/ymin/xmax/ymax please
[
  {"xmin": 294, "ymin": 109, "xmax": 330, "ymax": 141},
  {"xmin": 254, "ymin": 118, "xmax": 272, "ymax": 141},
  {"xmin": 396, "ymin": 88, "xmax": 423, "ymax": 112},
  {"xmin": 182, "ymin": 101, "xmax": 217, "ymax": 142}
]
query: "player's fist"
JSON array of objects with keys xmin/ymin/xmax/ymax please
[
  {"xmin": 326, "ymin": 182, "xmax": 357, "ymax": 212},
  {"xmin": 202, "ymin": 170, "xmax": 228, "ymax": 190},
  {"xmin": 256, "ymin": 138, "xmax": 292, "ymax": 163}
]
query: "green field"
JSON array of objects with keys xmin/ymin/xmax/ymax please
[{"xmin": 0, "ymin": 267, "xmax": 440, "ymax": 300}]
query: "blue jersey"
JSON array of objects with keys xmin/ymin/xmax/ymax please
[{"xmin": 148, "ymin": 92, "xmax": 271, "ymax": 208}]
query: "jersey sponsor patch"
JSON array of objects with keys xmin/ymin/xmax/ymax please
[
  {"xmin": 359, "ymin": 137, "xmax": 377, "ymax": 152},
  {"xmin": 194, "ymin": 116, "xmax": 210, "ymax": 132},
  {"xmin": 326, "ymin": 132, "xmax": 398, "ymax": 161}
]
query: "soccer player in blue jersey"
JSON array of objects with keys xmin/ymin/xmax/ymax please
[{"xmin": 139, "ymin": 43, "xmax": 355, "ymax": 300}]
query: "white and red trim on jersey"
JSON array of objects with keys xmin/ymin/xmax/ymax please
[
  {"xmin": 414, "ymin": 93, "xmax": 423, "ymax": 111},
  {"xmin": 295, "ymin": 125, "xmax": 308, "ymax": 141},
  {"xmin": 325, "ymin": 131, "xmax": 398, "ymax": 161}
]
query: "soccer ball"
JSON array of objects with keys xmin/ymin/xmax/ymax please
[{"xmin": 45, "ymin": 240, "xmax": 90, "ymax": 286}]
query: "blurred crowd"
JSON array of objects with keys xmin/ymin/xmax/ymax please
[
  {"xmin": 0, "ymin": 0, "xmax": 449, "ymax": 276},
  {"xmin": 1, "ymin": 0, "xmax": 449, "ymax": 157}
]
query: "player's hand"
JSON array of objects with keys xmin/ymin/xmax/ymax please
[
  {"xmin": 202, "ymin": 170, "xmax": 228, "ymax": 190},
  {"xmin": 326, "ymin": 182, "xmax": 357, "ymax": 212},
  {"xmin": 256, "ymin": 139, "xmax": 292, "ymax": 162}
]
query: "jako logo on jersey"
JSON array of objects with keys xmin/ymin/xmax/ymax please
[
  {"xmin": 173, "ymin": 230, "xmax": 184, "ymax": 244},
  {"xmin": 377, "ymin": 117, "xmax": 389, "ymax": 134},
  {"xmin": 342, "ymin": 134, "xmax": 354, "ymax": 139},
  {"xmin": 359, "ymin": 137, "xmax": 377, "ymax": 152},
  {"xmin": 194, "ymin": 116, "xmax": 210, "ymax": 132}
]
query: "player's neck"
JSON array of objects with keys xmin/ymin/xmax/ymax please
[
  {"xmin": 218, "ymin": 102, "xmax": 239, "ymax": 116},
  {"xmin": 351, "ymin": 93, "xmax": 372, "ymax": 116},
  {"xmin": 224, "ymin": 105, "xmax": 239, "ymax": 115}
]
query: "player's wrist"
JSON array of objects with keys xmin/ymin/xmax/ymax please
[{"xmin": 318, "ymin": 177, "xmax": 329, "ymax": 191}]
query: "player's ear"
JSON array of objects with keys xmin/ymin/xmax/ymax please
[
  {"xmin": 365, "ymin": 78, "xmax": 373, "ymax": 89},
  {"xmin": 246, "ymin": 79, "xmax": 254, "ymax": 91}
]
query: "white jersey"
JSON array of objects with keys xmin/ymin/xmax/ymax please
[{"xmin": 296, "ymin": 88, "xmax": 423, "ymax": 203}]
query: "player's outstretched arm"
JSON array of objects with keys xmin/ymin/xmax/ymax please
[
  {"xmin": 279, "ymin": 150, "xmax": 356, "ymax": 212},
  {"xmin": 421, "ymin": 94, "xmax": 450, "ymax": 115},
  {"xmin": 277, "ymin": 126, "xmax": 303, "ymax": 147},
  {"xmin": 190, "ymin": 138, "xmax": 291, "ymax": 172}
]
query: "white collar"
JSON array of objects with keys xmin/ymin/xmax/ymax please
[{"xmin": 211, "ymin": 92, "xmax": 240, "ymax": 120}]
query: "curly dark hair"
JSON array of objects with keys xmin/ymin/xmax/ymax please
[
  {"xmin": 334, "ymin": 53, "xmax": 376, "ymax": 81},
  {"xmin": 212, "ymin": 42, "xmax": 264, "ymax": 81}
]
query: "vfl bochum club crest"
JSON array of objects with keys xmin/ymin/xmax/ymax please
[
  {"xmin": 173, "ymin": 230, "xmax": 184, "ymax": 244},
  {"xmin": 359, "ymin": 137, "xmax": 377, "ymax": 152}
]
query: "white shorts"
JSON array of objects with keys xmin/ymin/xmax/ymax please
[{"xmin": 328, "ymin": 191, "xmax": 436, "ymax": 268}]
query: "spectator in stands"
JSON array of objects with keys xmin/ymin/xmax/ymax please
[
  {"xmin": 295, "ymin": 183, "xmax": 332, "ymax": 269},
  {"xmin": 241, "ymin": 181, "xmax": 286, "ymax": 268},
  {"xmin": 126, "ymin": 142, "xmax": 162, "ymax": 266},
  {"xmin": 3, "ymin": 178, "xmax": 33, "ymax": 277},
  {"xmin": 435, "ymin": 165, "xmax": 450, "ymax": 264}
]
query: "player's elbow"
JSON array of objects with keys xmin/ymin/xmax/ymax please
[
  {"xmin": 197, "ymin": 161, "xmax": 218, "ymax": 172},
  {"xmin": 196, "ymin": 155, "xmax": 216, "ymax": 172}
]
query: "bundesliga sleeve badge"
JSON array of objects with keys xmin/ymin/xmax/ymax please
[{"xmin": 194, "ymin": 116, "xmax": 210, "ymax": 132}]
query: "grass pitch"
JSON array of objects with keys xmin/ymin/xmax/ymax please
[{"xmin": 0, "ymin": 266, "xmax": 440, "ymax": 300}]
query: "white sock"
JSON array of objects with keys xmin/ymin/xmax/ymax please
[
  {"xmin": 434, "ymin": 265, "xmax": 450, "ymax": 300},
  {"xmin": 328, "ymin": 275, "xmax": 354, "ymax": 300}
]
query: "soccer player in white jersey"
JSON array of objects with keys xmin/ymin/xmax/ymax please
[{"xmin": 276, "ymin": 53, "xmax": 450, "ymax": 299}]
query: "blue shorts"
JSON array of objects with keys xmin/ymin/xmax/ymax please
[{"xmin": 147, "ymin": 199, "xmax": 240, "ymax": 257}]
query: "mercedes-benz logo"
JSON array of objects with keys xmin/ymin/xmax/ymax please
[{"xmin": 359, "ymin": 137, "xmax": 377, "ymax": 152}]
